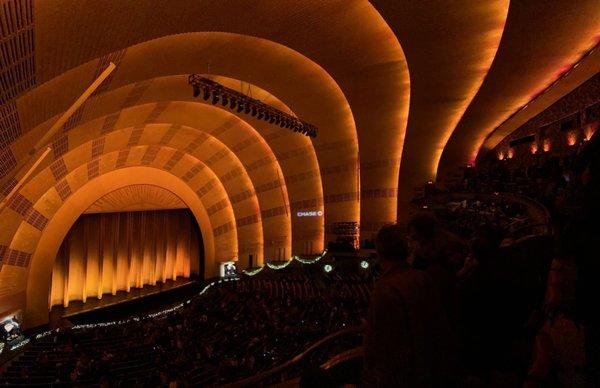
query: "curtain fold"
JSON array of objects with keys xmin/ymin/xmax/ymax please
[{"xmin": 50, "ymin": 209, "xmax": 200, "ymax": 308}]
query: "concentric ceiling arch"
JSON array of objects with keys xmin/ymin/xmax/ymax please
[{"xmin": 2, "ymin": 0, "xmax": 599, "ymax": 328}]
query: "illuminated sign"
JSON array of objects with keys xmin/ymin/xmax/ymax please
[
  {"xmin": 219, "ymin": 261, "xmax": 237, "ymax": 278},
  {"xmin": 296, "ymin": 210, "xmax": 323, "ymax": 217}
]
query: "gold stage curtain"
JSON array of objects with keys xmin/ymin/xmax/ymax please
[{"xmin": 50, "ymin": 209, "xmax": 200, "ymax": 308}]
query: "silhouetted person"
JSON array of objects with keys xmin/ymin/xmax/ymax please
[
  {"xmin": 457, "ymin": 225, "xmax": 508, "ymax": 375},
  {"xmin": 407, "ymin": 213, "xmax": 461, "ymax": 324},
  {"xmin": 572, "ymin": 129, "xmax": 600, "ymax": 385},
  {"xmin": 363, "ymin": 224, "xmax": 456, "ymax": 387}
]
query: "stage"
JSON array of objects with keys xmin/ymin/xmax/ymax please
[{"xmin": 49, "ymin": 277, "xmax": 201, "ymax": 326}]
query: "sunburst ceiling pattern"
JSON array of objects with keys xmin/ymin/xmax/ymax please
[{"xmin": 84, "ymin": 184, "xmax": 186, "ymax": 213}]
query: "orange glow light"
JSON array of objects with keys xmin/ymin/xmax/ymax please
[
  {"xmin": 567, "ymin": 131, "xmax": 577, "ymax": 146},
  {"xmin": 530, "ymin": 143, "xmax": 538, "ymax": 154},
  {"xmin": 543, "ymin": 139, "xmax": 551, "ymax": 152},
  {"xmin": 498, "ymin": 151, "xmax": 505, "ymax": 160},
  {"xmin": 507, "ymin": 149, "xmax": 514, "ymax": 159},
  {"xmin": 584, "ymin": 125, "xmax": 596, "ymax": 141}
]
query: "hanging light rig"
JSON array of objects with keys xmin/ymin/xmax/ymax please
[{"xmin": 188, "ymin": 74, "xmax": 317, "ymax": 138}]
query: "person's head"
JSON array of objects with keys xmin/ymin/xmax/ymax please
[
  {"xmin": 469, "ymin": 224, "xmax": 503, "ymax": 265},
  {"xmin": 408, "ymin": 213, "xmax": 439, "ymax": 241},
  {"xmin": 474, "ymin": 224, "xmax": 503, "ymax": 250},
  {"xmin": 375, "ymin": 224, "xmax": 408, "ymax": 262},
  {"xmin": 407, "ymin": 213, "xmax": 440, "ymax": 253}
]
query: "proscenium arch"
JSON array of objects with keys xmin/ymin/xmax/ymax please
[
  {"xmin": 24, "ymin": 167, "xmax": 216, "ymax": 328},
  {"xmin": 18, "ymin": 71, "xmax": 346, "ymax": 247},
  {"xmin": 87, "ymin": 128, "xmax": 270, "ymax": 260},
  {"xmin": 3, "ymin": 146, "xmax": 241, "ymax": 296},
  {"xmin": 10, "ymin": 144, "xmax": 243, "ymax": 268},
  {"xmin": 60, "ymin": 120, "xmax": 287, "ymax": 261},
  {"xmin": 54, "ymin": 96, "xmax": 317, "ymax": 255}
]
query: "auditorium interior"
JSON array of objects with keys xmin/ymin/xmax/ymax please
[{"xmin": 1, "ymin": 0, "xmax": 599, "ymax": 386}]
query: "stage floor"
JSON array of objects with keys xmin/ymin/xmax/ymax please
[{"xmin": 49, "ymin": 277, "xmax": 199, "ymax": 326}]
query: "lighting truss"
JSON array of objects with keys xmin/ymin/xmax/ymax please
[{"xmin": 188, "ymin": 74, "xmax": 317, "ymax": 138}]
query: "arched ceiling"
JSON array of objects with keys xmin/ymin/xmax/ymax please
[
  {"xmin": 370, "ymin": 0, "xmax": 509, "ymax": 219},
  {"xmin": 2, "ymin": 0, "xmax": 600, "ymax": 324},
  {"xmin": 479, "ymin": 45, "xmax": 600, "ymax": 157},
  {"xmin": 438, "ymin": 0, "xmax": 600, "ymax": 177}
]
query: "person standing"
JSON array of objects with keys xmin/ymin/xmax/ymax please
[{"xmin": 363, "ymin": 224, "xmax": 456, "ymax": 387}]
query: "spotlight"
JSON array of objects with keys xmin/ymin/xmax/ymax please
[
  {"xmin": 360, "ymin": 260, "xmax": 369, "ymax": 269},
  {"xmin": 236, "ymin": 103, "xmax": 244, "ymax": 113},
  {"xmin": 323, "ymin": 264, "xmax": 333, "ymax": 273},
  {"xmin": 188, "ymin": 74, "xmax": 318, "ymax": 138}
]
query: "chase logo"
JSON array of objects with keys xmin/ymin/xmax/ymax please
[{"xmin": 296, "ymin": 210, "xmax": 323, "ymax": 217}]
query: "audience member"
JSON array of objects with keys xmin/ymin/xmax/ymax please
[{"xmin": 363, "ymin": 224, "xmax": 456, "ymax": 387}]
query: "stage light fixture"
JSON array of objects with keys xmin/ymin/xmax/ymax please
[{"xmin": 189, "ymin": 74, "xmax": 317, "ymax": 137}]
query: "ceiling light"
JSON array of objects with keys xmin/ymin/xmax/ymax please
[{"xmin": 189, "ymin": 74, "xmax": 318, "ymax": 137}]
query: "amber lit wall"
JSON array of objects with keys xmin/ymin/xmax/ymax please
[
  {"xmin": 1, "ymin": 0, "xmax": 598, "ymax": 329},
  {"xmin": 484, "ymin": 72, "xmax": 600, "ymax": 166},
  {"xmin": 50, "ymin": 209, "xmax": 200, "ymax": 308}
]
